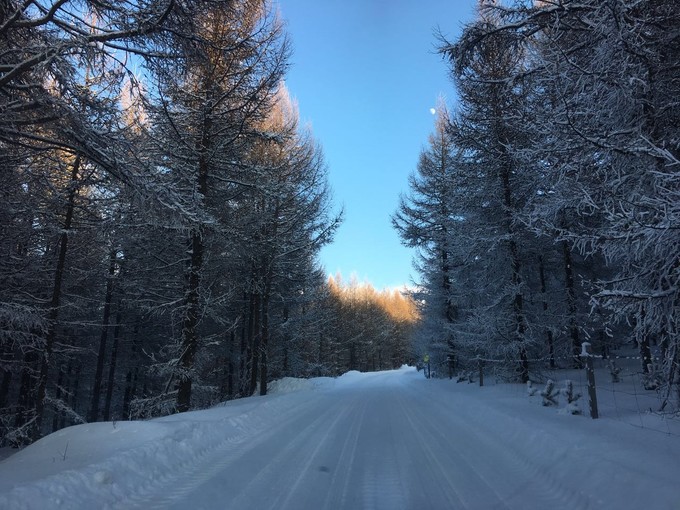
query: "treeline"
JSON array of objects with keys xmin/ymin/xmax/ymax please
[
  {"xmin": 0, "ymin": 0, "xmax": 345, "ymax": 445},
  {"xmin": 395, "ymin": 0, "xmax": 679, "ymax": 410},
  {"xmin": 322, "ymin": 276, "xmax": 419, "ymax": 374}
]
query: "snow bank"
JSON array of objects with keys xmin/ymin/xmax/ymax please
[
  {"xmin": 268, "ymin": 365, "xmax": 417, "ymax": 394},
  {"xmin": 267, "ymin": 376, "xmax": 335, "ymax": 395}
]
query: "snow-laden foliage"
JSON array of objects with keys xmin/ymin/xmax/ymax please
[
  {"xmin": 398, "ymin": 0, "xmax": 679, "ymax": 411},
  {"xmin": 0, "ymin": 0, "xmax": 343, "ymax": 445}
]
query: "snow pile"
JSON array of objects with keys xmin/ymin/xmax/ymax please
[
  {"xmin": 267, "ymin": 365, "xmax": 417, "ymax": 395},
  {"xmin": 335, "ymin": 365, "xmax": 417, "ymax": 387},
  {"xmin": 267, "ymin": 377, "xmax": 319, "ymax": 394},
  {"xmin": 267, "ymin": 376, "xmax": 335, "ymax": 395},
  {"xmin": 0, "ymin": 387, "xmax": 326, "ymax": 508}
]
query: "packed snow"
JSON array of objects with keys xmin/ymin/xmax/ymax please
[{"xmin": 1, "ymin": 365, "xmax": 679, "ymax": 509}]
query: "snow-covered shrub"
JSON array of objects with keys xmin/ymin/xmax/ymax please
[
  {"xmin": 540, "ymin": 379, "xmax": 559, "ymax": 406},
  {"xmin": 607, "ymin": 361, "xmax": 621, "ymax": 383},
  {"xmin": 561, "ymin": 380, "xmax": 582, "ymax": 415},
  {"xmin": 526, "ymin": 380, "xmax": 538, "ymax": 396},
  {"xmin": 456, "ymin": 370, "xmax": 474, "ymax": 384},
  {"xmin": 129, "ymin": 394, "xmax": 177, "ymax": 420},
  {"xmin": 643, "ymin": 363, "xmax": 662, "ymax": 391},
  {"xmin": 0, "ymin": 414, "xmax": 32, "ymax": 448}
]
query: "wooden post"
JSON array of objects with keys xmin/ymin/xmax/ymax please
[
  {"xmin": 478, "ymin": 359, "xmax": 484, "ymax": 387},
  {"xmin": 581, "ymin": 342, "xmax": 599, "ymax": 419}
]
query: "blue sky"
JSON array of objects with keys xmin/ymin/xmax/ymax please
[{"xmin": 278, "ymin": 0, "xmax": 475, "ymax": 290}]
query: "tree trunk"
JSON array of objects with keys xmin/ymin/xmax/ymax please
[
  {"xmin": 538, "ymin": 256, "xmax": 556, "ymax": 368},
  {"xmin": 248, "ymin": 293, "xmax": 261, "ymax": 396},
  {"xmin": 562, "ymin": 241, "xmax": 582, "ymax": 368},
  {"xmin": 259, "ymin": 290, "xmax": 269, "ymax": 396},
  {"xmin": 122, "ymin": 318, "xmax": 140, "ymax": 418},
  {"xmin": 103, "ymin": 306, "xmax": 122, "ymax": 421},
  {"xmin": 315, "ymin": 334, "xmax": 322, "ymax": 376},
  {"xmin": 176, "ymin": 131, "xmax": 209, "ymax": 412},
  {"xmin": 227, "ymin": 330, "xmax": 235, "ymax": 399},
  {"xmin": 239, "ymin": 294, "xmax": 249, "ymax": 397},
  {"xmin": 123, "ymin": 370, "xmax": 133, "ymax": 419},
  {"xmin": 89, "ymin": 250, "xmax": 117, "ymax": 422},
  {"xmin": 14, "ymin": 352, "xmax": 36, "ymax": 440},
  {"xmin": 659, "ymin": 345, "xmax": 679, "ymax": 411},
  {"xmin": 123, "ymin": 367, "xmax": 138, "ymax": 419},
  {"xmin": 52, "ymin": 365, "xmax": 65, "ymax": 432},
  {"xmin": 638, "ymin": 308, "xmax": 653, "ymax": 374},
  {"xmin": 33, "ymin": 154, "xmax": 81, "ymax": 440},
  {"xmin": 500, "ymin": 161, "xmax": 528, "ymax": 383},
  {"xmin": 59, "ymin": 361, "xmax": 73, "ymax": 430},
  {"xmin": 70, "ymin": 363, "xmax": 81, "ymax": 417},
  {"xmin": 176, "ymin": 229, "xmax": 203, "ymax": 412},
  {"xmin": 0, "ymin": 347, "xmax": 11, "ymax": 409}
]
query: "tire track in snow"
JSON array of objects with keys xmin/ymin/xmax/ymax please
[
  {"xmin": 355, "ymin": 392, "xmax": 409, "ymax": 510},
  {"xmin": 111, "ymin": 394, "xmax": 326, "ymax": 510},
  {"xmin": 405, "ymin": 396, "xmax": 520, "ymax": 509},
  {"xmin": 222, "ymin": 394, "xmax": 355, "ymax": 510},
  {"xmin": 263, "ymin": 396, "xmax": 361, "ymax": 510},
  {"xmin": 396, "ymin": 391, "xmax": 471, "ymax": 509},
  {"xmin": 111, "ymin": 374, "xmax": 592, "ymax": 509},
  {"xmin": 411, "ymin": 384, "xmax": 593, "ymax": 509},
  {"xmin": 230, "ymin": 388, "xmax": 408, "ymax": 510},
  {"xmin": 360, "ymin": 438, "xmax": 407, "ymax": 510},
  {"xmin": 321, "ymin": 394, "xmax": 367, "ymax": 510}
]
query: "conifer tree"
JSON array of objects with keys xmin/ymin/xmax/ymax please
[
  {"xmin": 393, "ymin": 101, "xmax": 461, "ymax": 369},
  {"xmin": 143, "ymin": 0, "xmax": 290, "ymax": 411},
  {"xmin": 448, "ymin": 0, "xmax": 679, "ymax": 402}
]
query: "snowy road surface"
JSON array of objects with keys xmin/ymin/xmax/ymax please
[{"xmin": 1, "ymin": 367, "xmax": 679, "ymax": 509}]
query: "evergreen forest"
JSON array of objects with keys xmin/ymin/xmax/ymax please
[{"xmin": 1, "ymin": 0, "xmax": 679, "ymax": 446}]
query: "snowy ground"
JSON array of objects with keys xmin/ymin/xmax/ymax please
[{"xmin": 1, "ymin": 365, "xmax": 679, "ymax": 509}]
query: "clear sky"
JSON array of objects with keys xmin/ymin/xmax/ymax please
[{"xmin": 277, "ymin": 0, "xmax": 476, "ymax": 290}]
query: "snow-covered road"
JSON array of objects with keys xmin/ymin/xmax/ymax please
[
  {"xmin": 1, "ymin": 367, "xmax": 679, "ymax": 509},
  {"xmin": 147, "ymin": 372, "xmax": 586, "ymax": 510}
]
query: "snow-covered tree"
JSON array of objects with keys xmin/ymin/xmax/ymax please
[
  {"xmin": 0, "ymin": 0, "xmax": 342, "ymax": 444},
  {"xmin": 142, "ymin": 0, "xmax": 290, "ymax": 411},
  {"xmin": 393, "ymin": 100, "xmax": 462, "ymax": 370},
  {"xmin": 441, "ymin": 2, "xmax": 536, "ymax": 381},
  {"xmin": 444, "ymin": 0, "xmax": 679, "ymax": 406}
]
